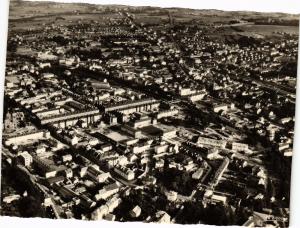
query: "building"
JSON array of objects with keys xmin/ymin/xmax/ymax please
[
  {"xmin": 64, "ymin": 134, "xmax": 79, "ymax": 146},
  {"xmin": 106, "ymin": 196, "xmax": 122, "ymax": 213},
  {"xmin": 87, "ymin": 166, "xmax": 111, "ymax": 183},
  {"xmin": 114, "ymin": 165, "xmax": 135, "ymax": 181},
  {"xmin": 33, "ymin": 155, "xmax": 66, "ymax": 178},
  {"xmin": 192, "ymin": 168, "xmax": 204, "ymax": 180},
  {"xmin": 211, "ymin": 194, "xmax": 227, "ymax": 204},
  {"xmin": 154, "ymin": 211, "xmax": 171, "ymax": 223},
  {"xmin": 188, "ymin": 91, "xmax": 206, "ymax": 102},
  {"xmin": 165, "ymin": 191, "xmax": 178, "ymax": 202},
  {"xmin": 132, "ymin": 117, "xmax": 153, "ymax": 128},
  {"xmin": 207, "ymin": 148, "xmax": 220, "ymax": 159},
  {"xmin": 232, "ymin": 142, "xmax": 249, "ymax": 152},
  {"xmin": 91, "ymin": 196, "xmax": 122, "ymax": 220},
  {"xmin": 162, "ymin": 128, "xmax": 177, "ymax": 138},
  {"xmin": 94, "ymin": 182, "xmax": 120, "ymax": 201},
  {"xmin": 91, "ymin": 205, "xmax": 109, "ymax": 220},
  {"xmin": 156, "ymin": 109, "xmax": 179, "ymax": 119},
  {"xmin": 18, "ymin": 151, "xmax": 33, "ymax": 167},
  {"xmin": 211, "ymin": 157, "xmax": 230, "ymax": 186},
  {"xmin": 121, "ymin": 124, "xmax": 142, "ymax": 138},
  {"xmin": 197, "ymin": 136, "xmax": 227, "ymax": 149},
  {"xmin": 178, "ymin": 88, "xmax": 196, "ymax": 96},
  {"xmin": 62, "ymin": 154, "xmax": 72, "ymax": 162},
  {"xmin": 40, "ymin": 109, "xmax": 101, "ymax": 127},
  {"xmin": 3, "ymin": 195, "xmax": 21, "ymax": 204},
  {"xmin": 104, "ymin": 213, "xmax": 116, "ymax": 221},
  {"xmin": 213, "ymin": 104, "xmax": 228, "ymax": 113},
  {"xmin": 131, "ymin": 142, "xmax": 151, "ymax": 154},
  {"xmin": 103, "ymin": 98, "xmax": 160, "ymax": 114},
  {"xmin": 154, "ymin": 144, "xmax": 169, "ymax": 154},
  {"xmin": 130, "ymin": 205, "xmax": 142, "ymax": 218},
  {"xmin": 4, "ymin": 130, "xmax": 50, "ymax": 146},
  {"xmin": 243, "ymin": 217, "xmax": 255, "ymax": 227}
]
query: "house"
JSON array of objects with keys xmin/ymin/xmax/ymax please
[
  {"xmin": 130, "ymin": 205, "xmax": 142, "ymax": 218},
  {"xmin": 114, "ymin": 165, "xmax": 135, "ymax": 181},
  {"xmin": 94, "ymin": 182, "xmax": 120, "ymax": 201},
  {"xmin": 155, "ymin": 211, "xmax": 171, "ymax": 223},
  {"xmin": 18, "ymin": 151, "xmax": 33, "ymax": 167}
]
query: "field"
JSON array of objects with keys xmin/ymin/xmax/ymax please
[
  {"xmin": 10, "ymin": 12, "xmax": 123, "ymax": 31},
  {"xmin": 236, "ymin": 24, "xmax": 299, "ymax": 35},
  {"xmin": 8, "ymin": 1, "xmax": 300, "ymax": 27}
]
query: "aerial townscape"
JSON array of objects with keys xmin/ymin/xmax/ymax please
[{"xmin": 1, "ymin": 1, "xmax": 299, "ymax": 227}]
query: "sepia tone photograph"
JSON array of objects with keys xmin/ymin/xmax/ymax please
[{"xmin": 0, "ymin": 0, "xmax": 299, "ymax": 227}]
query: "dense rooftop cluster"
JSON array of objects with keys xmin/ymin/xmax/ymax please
[{"xmin": 1, "ymin": 2, "xmax": 298, "ymax": 227}]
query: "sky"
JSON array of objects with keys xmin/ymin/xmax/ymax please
[{"xmin": 19, "ymin": 0, "xmax": 300, "ymax": 14}]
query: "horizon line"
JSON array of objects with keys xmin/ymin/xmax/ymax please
[{"xmin": 13, "ymin": 0, "xmax": 300, "ymax": 15}]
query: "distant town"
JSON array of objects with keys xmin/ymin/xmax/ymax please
[{"xmin": 1, "ymin": 1, "xmax": 299, "ymax": 227}]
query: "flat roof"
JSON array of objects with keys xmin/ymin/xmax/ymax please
[{"xmin": 106, "ymin": 131, "xmax": 129, "ymax": 142}]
